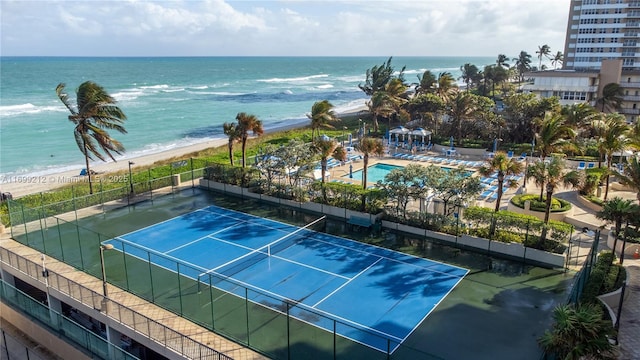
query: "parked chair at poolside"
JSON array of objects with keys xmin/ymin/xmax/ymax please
[
  {"xmin": 517, "ymin": 153, "xmax": 527, "ymax": 162},
  {"xmin": 587, "ymin": 163, "xmax": 596, "ymax": 169},
  {"xmin": 477, "ymin": 190, "xmax": 494, "ymax": 200},
  {"xmin": 507, "ymin": 151, "xmax": 514, "ymax": 158},
  {"xmin": 577, "ymin": 162, "xmax": 586, "ymax": 170}
]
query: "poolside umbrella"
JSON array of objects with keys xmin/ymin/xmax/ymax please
[
  {"xmin": 348, "ymin": 134, "xmax": 352, "ymax": 146},
  {"xmin": 450, "ymin": 136, "xmax": 454, "ymax": 150},
  {"xmin": 349, "ymin": 164, "xmax": 353, "ymax": 178},
  {"xmin": 493, "ymin": 138, "xmax": 498, "ymax": 153}
]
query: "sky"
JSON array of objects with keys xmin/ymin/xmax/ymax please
[{"xmin": 0, "ymin": 0, "xmax": 570, "ymax": 57}]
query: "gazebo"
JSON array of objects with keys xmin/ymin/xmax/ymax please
[
  {"xmin": 389, "ymin": 126, "xmax": 410, "ymax": 146},
  {"xmin": 409, "ymin": 128, "xmax": 432, "ymax": 145}
]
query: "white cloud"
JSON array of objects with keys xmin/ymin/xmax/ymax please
[{"xmin": 0, "ymin": 0, "xmax": 570, "ymax": 57}]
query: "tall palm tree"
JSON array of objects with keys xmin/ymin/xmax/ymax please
[
  {"xmin": 617, "ymin": 155, "xmax": 640, "ymax": 202},
  {"xmin": 307, "ymin": 100, "xmax": 338, "ymax": 141},
  {"xmin": 527, "ymin": 156, "xmax": 582, "ymax": 224},
  {"xmin": 459, "ymin": 63, "xmax": 479, "ymax": 92},
  {"xmin": 597, "ymin": 197, "xmax": 635, "ymax": 263},
  {"xmin": 551, "ymin": 51, "xmax": 564, "ymax": 69},
  {"xmin": 356, "ymin": 137, "xmax": 385, "ymax": 189},
  {"xmin": 447, "ymin": 92, "xmax": 477, "ymax": 145},
  {"xmin": 538, "ymin": 304, "xmax": 617, "ymax": 360},
  {"xmin": 313, "ymin": 138, "xmax": 346, "ymax": 185},
  {"xmin": 56, "ymin": 81, "xmax": 127, "ymax": 194},
  {"xmin": 415, "ymin": 70, "xmax": 437, "ymax": 95},
  {"xmin": 236, "ymin": 112, "xmax": 264, "ymax": 168},
  {"xmin": 535, "ymin": 112, "xmax": 577, "ymax": 160},
  {"xmin": 560, "ymin": 103, "xmax": 598, "ymax": 129},
  {"xmin": 597, "ymin": 83, "xmax": 624, "ymax": 112},
  {"xmin": 513, "ymin": 51, "xmax": 532, "ymax": 82},
  {"xmin": 600, "ymin": 113, "xmax": 630, "ymax": 200},
  {"xmin": 479, "ymin": 152, "xmax": 524, "ymax": 212},
  {"xmin": 223, "ymin": 122, "xmax": 240, "ymax": 166},
  {"xmin": 536, "ymin": 44, "xmax": 551, "ymax": 70},
  {"xmin": 496, "ymin": 54, "xmax": 510, "ymax": 68},
  {"xmin": 436, "ymin": 72, "xmax": 458, "ymax": 103}
]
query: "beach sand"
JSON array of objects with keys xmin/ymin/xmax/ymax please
[{"xmin": 1, "ymin": 109, "xmax": 366, "ymax": 198}]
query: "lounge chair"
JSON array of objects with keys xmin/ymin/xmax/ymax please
[
  {"xmin": 577, "ymin": 162, "xmax": 586, "ymax": 170},
  {"xmin": 587, "ymin": 163, "xmax": 596, "ymax": 169},
  {"xmin": 517, "ymin": 153, "xmax": 527, "ymax": 162},
  {"xmin": 478, "ymin": 190, "xmax": 494, "ymax": 200},
  {"xmin": 507, "ymin": 151, "xmax": 514, "ymax": 158}
]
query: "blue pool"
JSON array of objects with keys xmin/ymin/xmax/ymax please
[{"xmin": 344, "ymin": 163, "xmax": 473, "ymax": 184}]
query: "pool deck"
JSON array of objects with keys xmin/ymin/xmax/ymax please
[{"xmin": 327, "ymin": 149, "xmax": 640, "ymax": 359}]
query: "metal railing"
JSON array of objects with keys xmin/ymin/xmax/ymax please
[{"xmin": 0, "ymin": 246, "xmax": 233, "ymax": 360}]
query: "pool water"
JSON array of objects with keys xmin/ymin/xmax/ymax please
[
  {"xmin": 344, "ymin": 163, "xmax": 473, "ymax": 184},
  {"xmin": 346, "ymin": 163, "xmax": 403, "ymax": 183}
]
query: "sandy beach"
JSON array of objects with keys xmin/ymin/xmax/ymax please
[{"xmin": 1, "ymin": 110, "xmax": 366, "ymax": 198}]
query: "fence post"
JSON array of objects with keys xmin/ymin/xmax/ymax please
[{"xmin": 190, "ymin": 158, "xmax": 195, "ymax": 188}]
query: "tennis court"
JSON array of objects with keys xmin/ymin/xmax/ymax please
[{"xmin": 105, "ymin": 205, "xmax": 468, "ymax": 353}]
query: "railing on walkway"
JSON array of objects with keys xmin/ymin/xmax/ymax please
[
  {"xmin": 0, "ymin": 246, "xmax": 233, "ymax": 360},
  {"xmin": 1, "ymin": 278, "xmax": 137, "ymax": 360}
]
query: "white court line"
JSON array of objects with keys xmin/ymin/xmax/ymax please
[
  {"xmin": 108, "ymin": 237, "xmax": 207, "ymax": 272},
  {"xmin": 311, "ymin": 257, "xmax": 383, "ymax": 308},
  {"xmin": 164, "ymin": 221, "xmax": 245, "ymax": 254}
]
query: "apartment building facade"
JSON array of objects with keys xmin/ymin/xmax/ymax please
[{"xmin": 522, "ymin": 0, "xmax": 640, "ymax": 123}]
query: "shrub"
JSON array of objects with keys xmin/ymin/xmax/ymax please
[{"xmin": 510, "ymin": 194, "xmax": 571, "ymax": 212}]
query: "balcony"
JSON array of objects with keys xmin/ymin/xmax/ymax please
[{"xmin": 621, "ymin": 108, "xmax": 640, "ymax": 115}]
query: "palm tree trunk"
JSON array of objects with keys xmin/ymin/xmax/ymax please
[
  {"xmin": 241, "ymin": 137, "xmax": 247, "ymax": 168},
  {"xmin": 604, "ymin": 158, "xmax": 612, "ymax": 200},
  {"xmin": 544, "ymin": 187, "xmax": 553, "ymax": 224},
  {"xmin": 494, "ymin": 181, "xmax": 503, "ymax": 212},
  {"xmin": 228, "ymin": 143, "xmax": 234, "ymax": 166},
  {"xmin": 84, "ymin": 143, "xmax": 93, "ymax": 194}
]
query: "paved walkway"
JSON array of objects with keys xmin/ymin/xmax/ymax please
[{"xmin": 617, "ymin": 258, "xmax": 640, "ymax": 360}]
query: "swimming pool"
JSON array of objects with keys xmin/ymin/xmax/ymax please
[{"xmin": 344, "ymin": 163, "xmax": 473, "ymax": 184}]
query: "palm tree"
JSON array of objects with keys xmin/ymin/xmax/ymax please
[
  {"xmin": 513, "ymin": 51, "xmax": 532, "ymax": 83},
  {"xmin": 535, "ymin": 112, "xmax": 577, "ymax": 160},
  {"xmin": 415, "ymin": 70, "xmax": 437, "ymax": 95},
  {"xmin": 538, "ymin": 304, "xmax": 617, "ymax": 360},
  {"xmin": 597, "ymin": 83, "xmax": 624, "ymax": 112},
  {"xmin": 600, "ymin": 113, "xmax": 630, "ymax": 200},
  {"xmin": 447, "ymin": 92, "xmax": 477, "ymax": 145},
  {"xmin": 236, "ymin": 112, "xmax": 264, "ymax": 168},
  {"xmin": 307, "ymin": 100, "xmax": 338, "ymax": 141},
  {"xmin": 597, "ymin": 197, "xmax": 635, "ymax": 262},
  {"xmin": 560, "ymin": 103, "xmax": 598, "ymax": 129},
  {"xmin": 527, "ymin": 156, "xmax": 582, "ymax": 224},
  {"xmin": 436, "ymin": 72, "xmax": 458, "ymax": 103},
  {"xmin": 459, "ymin": 63, "xmax": 479, "ymax": 92},
  {"xmin": 56, "ymin": 81, "xmax": 128, "ymax": 194},
  {"xmin": 223, "ymin": 122, "xmax": 240, "ymax": 166},
  {"xmin": 356, "ymin": 137, "xmax": 385, "ymax": 189},
  {"xmin": 314, "ymin": 138, "xmax": 346, "ymax": 185},
  {"xmin": 551, "ymin": 51, "xmax": 564, "ymax": 69},
  {"xmin": 536, "ymin": 44, "xmax": 551, "ymax": 70},
  {"xmin": 617, "ymin": 156, "xmax": 640, "ymax": 202},
  {"xmin": 479, "ymin": 152, "xmax": 524, "ymax": 212},
  {"xmin": 496, "ymin": 54, "xmax": 510, "ymax": 68}
]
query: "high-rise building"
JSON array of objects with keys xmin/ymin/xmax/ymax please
[{"xmin": 563, "ymin": 0, "xmax": 640, "ymax": 71}]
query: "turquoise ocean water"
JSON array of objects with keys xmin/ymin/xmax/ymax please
[{"xmin": 0, "ymin": 56, "xmax": 493, "ymax": 178}]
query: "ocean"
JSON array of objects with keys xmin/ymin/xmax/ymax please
[{"xmin": 0, "ymin": 56, "xmax": 494, "ymax": 178}]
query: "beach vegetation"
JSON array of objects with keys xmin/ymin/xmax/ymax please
[
  {"xmin": 459, "ymin": 63, "xmax": 479, "ymax": 92},
  {"xmin": 313, "ymin": 138, "xmax": 346, "ymax": 186},
  {"xmin": 599, "ymin": 113, "xmax": 629, "ymax": 200},
  {"xmin": 236, "ymin": 112, "xmax": 264, "ymax": 168},
  {"xmin": 496, "ymin": 54, "xmax": 510, "ymax": 69},
  {"xmin": 616, "ymin": 155, "xmax": 640, "ymax": 202},
  {"xmin": 535, "ymin": 44, "xmax": 551, "ymax": 70},
  {"xmin": 358, "ymin": 56, "xmax": 405, "ymax": 96},
  {"xmin": 55, "ymin": 81, "xmax": 128, "ymax": 194},
  {"xmin": 597, "ymin": 82, "xmax": 624, "ymax": 112},
  {"xmin": 501, "ymin": 92, "xmax": 559, "ymax": 144},
  {"xmin": 308, "ymin": 100, "xmax": 339, "ymax": 141},
  {"xmin": 513, "ymin": 51, "xmax": 533, "ymax": 83},
  {"xmin": 223, "ymin": 122, "xmax": 241, "ymax": 166}
]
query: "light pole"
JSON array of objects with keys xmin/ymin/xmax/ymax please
[
  {"xmin": 100, "ymin": 244, "xmax": 114, "ymax": 311},
  {"xmin": 128, "ymin": 161, "xmax": 134, "ymax": 194},
  {"xmin": 342, "ymin": 126, "xmax": 347, "ymax": 147}
]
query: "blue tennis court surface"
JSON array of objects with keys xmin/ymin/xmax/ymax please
[{"xmin": 105, "ymin": 205, "xmax": 468, "ymax": 352}]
